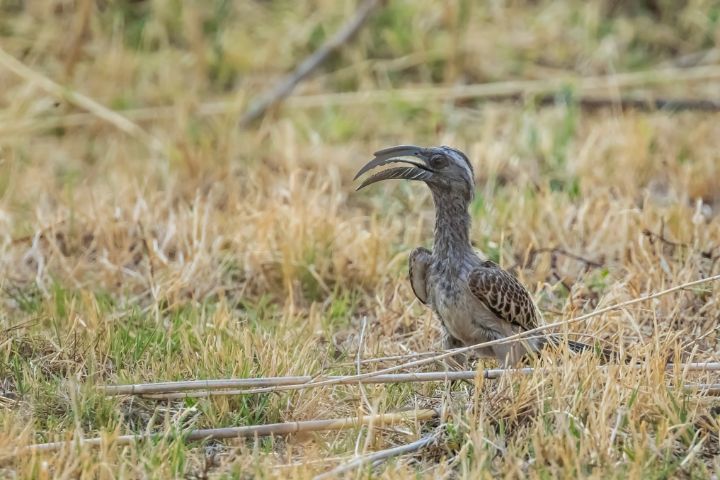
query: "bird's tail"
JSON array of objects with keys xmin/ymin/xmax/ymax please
[{"xmin": 545, "ymin": 335, "xmax": 617, "ymax": 362}]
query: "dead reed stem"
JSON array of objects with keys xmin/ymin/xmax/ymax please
[
  {"xmin": 104, "ymin": 369, "xmax": 524, "ymax": 397},
  {"xmin": 4, "ymin": 65, "xmax": 720, "ymax": 136},
  {"xmin": 313, "ymin": 432, "xmax": 441, "ymax": 480},
  {"xmin": 286, "ymin": 64, "xmax": 720, "ymax": 107},
  {"xmin": 114, "ymin": 274, "xmax": 719, "ymax": 398},
  {"xmin": 238, "ymin": 0, "xmax": 381, "ymax": 126},
  {"xmin": 100, "ymin": 362, "xmax": 720, "ymax": 399},
  {"xmin": 0, "ymin": 46, "xmax": 162, "ymax": 153},
  {"xmin": 14, "ymin": 409, "xmax": 438, "ymax": 457}
]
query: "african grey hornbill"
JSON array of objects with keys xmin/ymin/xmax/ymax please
[{"xmin": 354, "ymin": 145, "xmax": 599, "ymax": 366}]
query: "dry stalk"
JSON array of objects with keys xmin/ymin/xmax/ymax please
[
  {"xmin": 110, "ymin": 369, "xmax": 523, "ymax": 398},
  {"xmin": 113, "ymin": 273, "xmax": 719, "ymax": 397},
  {"xmin": 14, "ymin": 409, "xmax": 438, "ymax": 457},
  {"xmin": 314, "ymin": 431, "xmax": 441, "ymax": 480},
  {"xmin": 0, "ymin": 46, "xmax": 162, "ymax": 153},
  {"xmin": 4, "ymin": 65, "xmax": 720, "ymax": 136},
  {"xmin": 285, "ymin": 64, "xmax": 720, "ymax": 107},
  {"xmin": 685, "ymin": 384, "xmax": 720, "ymax": 395},
  {"xmin": 547, "ymin": 95, "xmax": 720, "ymax": 112},
  {"xmin": 99, "ymin": 362, "xmax": 720, "ymax": 399},
  {"xmin": 145, "ymin": 383, "xmax": 720, "ymax": 400},
  {"xmin": 97, "ymin": 272, "xmax": 720, "ymax": 399},
  {"xmin": 238, "ymin": 0, "xmax": 381, "ymax": 126}
]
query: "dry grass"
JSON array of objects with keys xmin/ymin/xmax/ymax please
[{"xmin": 1, "ymin": 0, "xmax": 720, "ymax": 478}]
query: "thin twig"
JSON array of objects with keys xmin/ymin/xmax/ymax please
[
  {"xmin": 5, "ymin": 65, "xmax": 720, "ymax": 136},
  {"xmin": 679, "ymin": 431, "xmax": 706, "ymax": 468},
  {"xmin": 104, "ymin": 370, "xmax": 521, "ymax": 397},
  {"xmin": 140, "ymin": 274, "xmax": 720, "ymax": 397},
  {"xmin": 129, "ymin": 370, "xmax": 524, "ymax": 399},
  {"xmin": 643, "ymin": 228, "xmax": 718, "ymax": 260},
  {"xmin": 143, "ymin": 382, "xmax": 720, "ymax": 400},
  {"xmin": 13, "ymin": 409, "xmax": 438, "ymax": 457},
  {"xmin": 357, "ymin": 316, "xmax": 369, "ymax": 377},
  {"xmin": 0, "ymin": 46, "xmax": 162, "ymax": 153},
  {"xmin": 685, "ymin": 384, "xmax": 720, "ymax": 395},
  {"xmin": 271, "ymin": 455, "xmax": 356, "ymax": 470},
  {"xmin": 354, "ymin": 351, "xmax": 440, "ymax": 365},
  {"xmin": 238, "ymin": 0, "xmax": 381, "ymax": 127},
  {"xmin": 354, "ymin": 316, "xmax": 373, "ymax": 457},
  {"xmin": 314, "ymin": 431, "xmax": 440, "ymax": 480},
  {"xmin": 355, "ymin": 315, "xmax": 373, "ymax": 423},
  {"xmin": 1, "ymin": 318, "xmax": 38, "ymax": 335},
  {"xmin": 100, "ymin": 362, "xmax": 720, "ymax": 399},
  {"xmin": 535, "ymin": 94, "xmax": 720, "ymax": 112},
  {"xmin": 283, "ymin": 65, "xmax": 720, "ymax": 108},
  {"xmin": 509, "ymin": 247, "xmax": 604, "ymax": 273},
  {"xmin": 607, "ymin": 407, "xmax": 625, "ymax": 456}
]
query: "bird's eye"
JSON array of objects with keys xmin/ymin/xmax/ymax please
[{"xmin": 430, "ymin": 155, "xmax": 447, "ymax": 169}]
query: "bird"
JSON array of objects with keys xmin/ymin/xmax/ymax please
[{"xmin": 354, "ymin": 145, "xmax": 601, "ymax": 366}]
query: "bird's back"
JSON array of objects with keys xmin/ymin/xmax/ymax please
[{"xmin": 467, "ymin": 259, "xmax": 540, "ymax": 332}]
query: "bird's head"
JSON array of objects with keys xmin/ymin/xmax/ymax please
[{"xmin": 354, "ymin": 145, "xmax": 475, "ymax": 202}]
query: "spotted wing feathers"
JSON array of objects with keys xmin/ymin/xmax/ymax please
[{"xmin": 467, "ymin": 261, "xmax": 539, "ymax": 331}]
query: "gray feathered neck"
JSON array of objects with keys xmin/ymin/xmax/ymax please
[{"xmin": 430, "ymin": 187, "xmax": 473, "ymax": 262}]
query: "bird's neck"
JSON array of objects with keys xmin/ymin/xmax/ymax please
[{"xmin": 431, "ymin": 190, "xmax": 473, "ymax": 260}]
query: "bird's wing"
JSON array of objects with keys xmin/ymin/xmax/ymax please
[
  {"xmin": 467, "ymin": 260, "xmax": 539, "ymax": 331},
  {"xmin": 408, "ymin": 247, "xmax": 432, "ymax": 304}
]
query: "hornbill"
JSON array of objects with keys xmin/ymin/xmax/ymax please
[{"xmin": 355, "ymin": 145, "xmax": 606, "ymax": 366}]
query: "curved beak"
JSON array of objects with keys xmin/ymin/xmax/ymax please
[{"xmin": 354, "ymin": 145, "xmax": 434, "ymax": 190}]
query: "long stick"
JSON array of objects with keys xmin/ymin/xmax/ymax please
[
  {"xmin": 110, "ymin": 274, "xmax": 719, "ymax": 398},
  {"xmin": 238, "ymin": 0, "xmax": 381, "ymax": 126},
  {"xmin": 4, "ymin": 65, "xmax": 720, "ymax": 136},
  {"xmin": 143, "ymin": 382, "xmax": 720, "ymax": 400},
  {"xmin": 285, "ymin": 64, "xmax": 720, "ymax": 107},
  {"xmin": 111, "ymin": 369, "xmax": 527, "ymax": 398},
  {"xmin": 314, "ymin": 432, "xmax": 439, "ymax": 480},
  {"xmin": 100, "ymin": 362, "xmax": 720, "ymax": 399},
  {"xmin": 0, "ymin": 47, "xmax": 162, "ymax": 153},
  {"xmin": 15, "ymin": 409, "xmax": 438, "ymax": 456},
  {"xmin": 544, "ymin": 95, "xmax": 720, "ymax": 112}
]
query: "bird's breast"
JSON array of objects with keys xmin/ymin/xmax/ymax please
[{"xmin": 428, "ymin": 278, "xmax": 499, "ymax": 346}]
